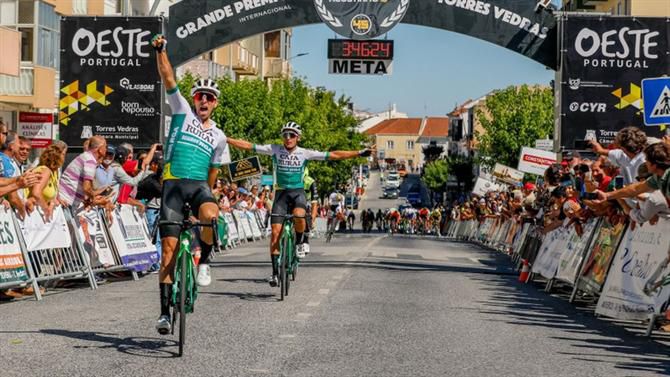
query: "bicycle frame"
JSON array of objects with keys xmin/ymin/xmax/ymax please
[{"xmin": 172, "ymin": 230, "xmax": 197, "ymax": 314}]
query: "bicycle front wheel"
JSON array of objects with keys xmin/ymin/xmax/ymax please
[
  {"xmin": 178, "ymin": 245, "xmax": 187, "ymax": 357},
  {"xmin": 282, "ymin": 238, "xmax": 291, "ymax": 298}
]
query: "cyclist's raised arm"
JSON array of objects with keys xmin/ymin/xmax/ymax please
[
  {"xmin": 226, "ymin": 138, "xmax": 254, "ymax": 151},
  {"xmin": 313, "ymin": 144, "xmax": 376, "ymax": 161},
  {"xmin": 151, "ymin": 35, "xmax": 177, "ymax": 92}
]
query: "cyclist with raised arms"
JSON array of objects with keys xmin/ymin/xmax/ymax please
[
  {"xmin": 227, "ymin": 123, "xmax": 374, "ymax": 286},
  {"xmin": 151, "ymin": 35, "xmax": 230, "ymax": 335}
]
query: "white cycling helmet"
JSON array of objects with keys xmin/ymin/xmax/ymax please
[
  {"xmin": 190, "ymin": 78, "xmax": 220, "ymax": 98},
  {"xmin": 281, "ymin": 121, "xmax": 302, "ymax": 136}
]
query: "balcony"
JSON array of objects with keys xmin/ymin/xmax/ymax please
[
  {"xmin": 177, "ymin": 59, "xmax": 233, "ymax": 80},
  {"xmin": 0, "ymin": 65, "xmax": 56, "ymax": 109},
  {"xmin": 264, "ymin": 58, "xmax": 290, "ymax": 78},
  {"xmin": 232, "ymin": 45, "xmax": 259, "ymax": 76},
  {"xmin": 0, "ymin": 66, "xmax": 33, "ymax": 96}
]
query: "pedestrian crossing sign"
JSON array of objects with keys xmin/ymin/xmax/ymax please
[{"xmin": 642, "ymin": 77, "xmax": 670, "ymax": 126}]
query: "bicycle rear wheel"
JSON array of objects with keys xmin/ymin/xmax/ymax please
[{"xmin": 178, "ymin": 246, "xmax": 187, "ymax": 357}]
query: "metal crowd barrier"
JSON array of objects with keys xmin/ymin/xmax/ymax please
[{"xmin": 443, "ymin": 216, "xmax": 670, "ymax": 337}]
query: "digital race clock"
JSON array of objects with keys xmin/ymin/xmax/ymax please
[{"xmin": 328, "ymin": 39, "xmax": 394, "ymax": 60}]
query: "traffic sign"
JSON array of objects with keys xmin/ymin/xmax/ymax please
[{"xmin": 642, "ymin": 77, "xmax": 670, "ymax": 126}]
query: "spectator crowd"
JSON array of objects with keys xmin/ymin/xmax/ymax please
[{"xmin": 448, "ymin": 126, "xmax": 670, "ymax": 255}]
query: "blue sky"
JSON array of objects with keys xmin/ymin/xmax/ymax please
[{"xmin": 291, "ymin": 23, "xmax": 555, "ymax": 118}]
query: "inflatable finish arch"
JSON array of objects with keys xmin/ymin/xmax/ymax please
[{"xmin": 167, "ymin": 0, "xmax": 558, "ymax": 70}]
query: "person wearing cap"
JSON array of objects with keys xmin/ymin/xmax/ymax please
[
  {"xmin": 235, "ymin": 187, "xmax": 250, "ymax": 211},
  {"xmin": 227, "ymin": 121, "xmax": 375, "ymax": 287},
  {"xmin": 94, "ymin": 145, "xmax": 116, "ymax": 190}
]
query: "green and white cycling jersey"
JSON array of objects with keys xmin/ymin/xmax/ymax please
[
  {"xmin": 252, "ymin": 144, "xmax": 329, "ymax": 190},
  {"xmin": 163, "ymin": 86, "xmax": 229, "ymax": 181}
]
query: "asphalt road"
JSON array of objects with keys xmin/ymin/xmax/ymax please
[{"xmin": 2, "ymin": 173, "xmax": 669, "ymax": 376}]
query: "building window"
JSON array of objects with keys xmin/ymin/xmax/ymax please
[
  {"xmin": 17, "ymin": 0, "xmax": 33, "ymax": 24},
  {"xmin": 387, "ymin": 140, "xmax": 394, "ymax": 150},
  {"xmin": 264, "ymin": 31, "xmax": 280, "ymax": 58},
  {"xmin": 19, "ymin": 27, "xmax": 32, "ymax": 62},
  {"xmin": 406, "ymin": 140, "xmax": 414, "ymax": 150},
  {"xmin": 0, "ymin": 0, "xmax": 18, "ymax": 25},
  {"xmin": 36, "ymin": 1, "xmax": 59, "ymax": 69}
]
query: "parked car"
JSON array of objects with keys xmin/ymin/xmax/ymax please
[
  {"xmin": 386, "ymin": 174, "xmax": 400, "ymax": 188},
  {"xmin": 382, "ymin": 187, "xmax": 399, "ymax": 199},
  {"xmin": 345, "ymin": 193, "xmax": 359, "ymax": 209}
]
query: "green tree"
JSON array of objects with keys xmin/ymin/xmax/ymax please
[
  {"xmin": 176, "ymin": 73, "xmax": 367, "ymax": 199},
  {"xmin": 476, "ymin": 85, "xmax": 553, "ymax": 168},
  {"xmin": 448, "ymin": 156, "xmax": 475, "ymax": 192},
  {"xmin": 423, "ymin": 159, "xmax": 449, "ymax": 192}
]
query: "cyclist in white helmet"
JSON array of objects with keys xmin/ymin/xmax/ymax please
[
  {"xmin": 227, "ymin": 122, "xmax": 375, "ymax": 286},
  {"xmin": 151, "ymin": 35, "xmax": 230, "ymax": 335}
]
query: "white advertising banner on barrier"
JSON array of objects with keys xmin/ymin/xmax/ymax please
[
  {"xmin": 555, "ymin": 219, "xmax": 599, "ymax": 285},
  {"xmin": 75, "ymin": 207, "xmax": 116, "ymax": 268},
  {"xmin": 19, "ymin": 206, "xmax": 72, "ymax": 251},
  {"xmin": 518, "ymin": 147, "xmax": 557, "ymax": 176},
  {"xmin": 224, "ymin": 213, "xmax": 239, "ymax": 244},
  {"xmin": 472, "ymin": 177, "xmax": 500, "ymax": 197},
  {"xmin": 109, "ymin": 205, "xmax": 158, "ymax": 272},
  {"xmin": 532, "ymin": 223, "xmax": 571, "ymax": 279},
  {"xmin": 596, "ymin": 219, "xmax": 670, "ymax": 321},
  {"xmin": 234, "ymin": 210, "xmax": 253, "ymax": 240},
  {"xmin": 0, "ymin": 207, "xmax": 29, "ymax": 284},
  {"xmin": 247, "ymin": 212, "xmax": 262, "ymax": 239}
]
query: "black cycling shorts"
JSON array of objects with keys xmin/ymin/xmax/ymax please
[
  {"xmin": 271, "ymin": 189, "xmax": 307, "ymax": 225},
  {"xmin": 159, "ymin": 179, "xmax": 217, "ymax": 238}
]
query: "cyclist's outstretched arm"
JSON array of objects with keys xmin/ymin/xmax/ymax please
[
  {"xmin": 151, "ymin": 35, "xmax": 177, "ymax": 91},
  {"xmin": 227, "ymin": 138, "xmax": 253, "ymax": 151},
  {"xmin": 328, "ymin": 144, "xmax": 376, "ymax": 160}
]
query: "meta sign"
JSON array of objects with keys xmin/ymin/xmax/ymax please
[{"xmin": 328, "ymin": 39, "xmax": 394, "ymax": 75}]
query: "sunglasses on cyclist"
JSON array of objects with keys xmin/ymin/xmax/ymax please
[
  {"xmin": 282, "ymin": 132, "xmax": 298, "ymax": 139},
  {"xmin": 193, "ymin": 92, "xmax": 217, "ymax": 103}
]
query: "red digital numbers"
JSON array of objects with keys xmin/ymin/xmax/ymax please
[{"xmin": 334, "ymin": 40, "xmax": 392, "ymax": 59}]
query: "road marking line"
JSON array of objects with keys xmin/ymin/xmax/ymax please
[
  {"xmin": 307, "ymin": 301, "xmax": 321, "ymax": 307},
  {"xmin": 278, "ymin": 334, "xmax": 297, "ymax": 339},
  {"xmin": 469, "ymin": 257, "xmax": 484, "ymax": 265},
  {"xmin": 318, "ymin": 289, "xmax": 330, "ymax": 295},
  {"xmin": 326, "ymin": 281, "xmax": 337, "ymax": 287},
  {"xmin": 296, "ymin": 312, "xmax": 312, "ymax": 318},
  {"xmin": 247, "ymin": 369, "xmax": 270, "ymax": 374}
]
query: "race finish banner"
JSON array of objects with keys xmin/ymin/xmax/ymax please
[
  {"xmin": 75, "ymin": 207, "xmax": 116, "ymax": 268},
  {"xmin": 168, "ymin": 0, "xmax": 557, "ymax": 69},
  {"xmin": 596, "ymin": 219, "xmax": 670, "ymax": 321},
  {"xmin": 59, "ymin": 17, "xmax": 162, "ymax": 148},
  {"xmin": 560, "ymin": 16, "xmax": 668, "ymax": 149},
  {"xmin": 229, "ymin": 156, "xmax": 262, "ymax": 182},
  {"xmin": 108, "ymin": 204, "xmax": 158, "ymax": 272},
  {"xmin": 0, "ymin": 207, "xmax": 28, "ymax": 284}
]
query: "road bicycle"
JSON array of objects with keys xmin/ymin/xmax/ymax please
[
  {"xmin": 325, "ymin": 210, "xmax": 339, "ymax": 243},
  {"xmin": 274, "ymin": 214, "xmax": 302, "ymax": 300},
  {"xmin": 158, "ymin": 203, "xmax": 222, "ymax": 357}
]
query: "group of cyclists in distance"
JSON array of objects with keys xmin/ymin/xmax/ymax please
[{"xmin": 376, "ymin": 205, "xmax": 444, "ymax": 236}]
